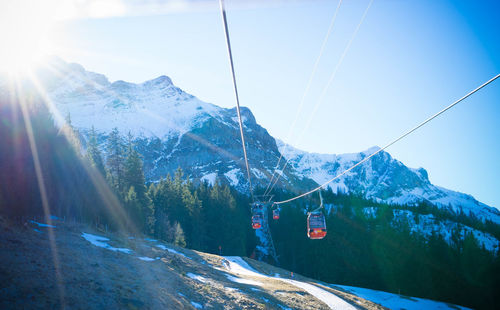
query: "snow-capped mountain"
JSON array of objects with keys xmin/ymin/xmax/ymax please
[
  {"xmin": 37, "ymin": 57, "xmax": 314, "ymax": 192},
  {"xmin": 38, "ymin": 58, "xmax": 220, "ymax": 138},
  {"xmin": 34, "ymin": 58, "xmax": 499, "ymax": 224},
  {"xmin": 277, "ymin": 140, "xmax": 500, "ymax": 224}
]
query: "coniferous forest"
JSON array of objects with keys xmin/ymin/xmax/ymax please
[{"xmin": 1, "ymin": 97, "xmax": 499, "ymax": 309}]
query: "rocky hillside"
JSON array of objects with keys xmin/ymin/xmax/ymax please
[
  {"xmin": 29, "ymin": 58, "xmax": 499, "ymax": 224},
  {"xmin": 0, "ymin": 217, "xmax": 471, "ymax": 310}
]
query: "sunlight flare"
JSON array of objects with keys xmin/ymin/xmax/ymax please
[{"xmin": 0, "ymin": 1, "xmax": 56, "ymax": 74}]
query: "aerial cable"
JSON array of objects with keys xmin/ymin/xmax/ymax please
[
  {"xmin": 264, "ymin": 0, "xmax": 343, "ymax": 196},
  {"xmin": 265, "ymin": 0, "xmax": 374, "ymax": 198},
  {"xmin": 219, "ymin": 0, "xmax": 254, "ymax": 202},
  {"xmin": 274, "ymin": 73, "xmax": 500, "ymax": 205}
]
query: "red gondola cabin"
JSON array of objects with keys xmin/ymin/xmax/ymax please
[
  {"xmin": 251, "ymin": 203, "xmax": 264, "ymax": 229},
  {"xmin": 252, "ymin": 214, "xmax": 262, "ymax": 229},
  {"xmin": 307, "ymin": 212, "xmax": 327, "ymax": 239},
  {"xmin": 272, "ymin": 208, "xmax": 280, "ymax": 220}
]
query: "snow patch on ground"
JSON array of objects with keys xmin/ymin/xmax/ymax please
[
  {"xmin": 282, "ymin": 279, "xmax": 355, "ymax": 310},
  {"xmin": 336, "ymin": 285, "xmax": 471, "ymax": 310},
  {"xmin": 137, "ymin": 256, "xmax": 156, "ymax": 261},
  {"xmin": 81, "ymin": 233, "xmax": 132, "ymax": 254},
  {"xmin": 166, "ymin": 248, "xmax": 191, "ymax": 259},
  {"xmin": 155, "ymin": 244, "xmax": 191, "ymax": 259},
  {"xmin": 186, "ymin": 273, "xmax": 207, "ymax": 283},
  {"xmin": 30, "ymin": 220, "xmax": 56, "ymax": 228},
  {"xmin": 225, "ymin": 287, "xmax": 239, "ymax": 292},
  {"xmin": 223, "ymin": 257, "xmax": 355, "ymax": 310},
  {"xmin": 223, "ymin": 257, "xmax": 262, "ymax": 277},
  {"xmin": 225, "ymin": 274, "xmax": 263, "ymax": 286}
]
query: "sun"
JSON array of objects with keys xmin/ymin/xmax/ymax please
[
  {"xmin": 0, "ymin": 28, "xmax": 49, "ymax": 75},
  {"xmin": 0, "ymin": 1, "xmax": 58, "ymax": 76}
]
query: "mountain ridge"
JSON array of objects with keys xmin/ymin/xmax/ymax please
[
  {"xmin": 32, "ymin": 58, "xmax": 499, "ymax": 224},
  {"xmin": 277, "ymin": 139, "xmax": 500, "ymax": 224}
]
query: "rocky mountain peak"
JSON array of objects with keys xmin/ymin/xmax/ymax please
[
  {"xmin": 143, "ymin": 75, "xmax": 173, "ymax": 87},
  {"xmin": 33, "ymin": 60, "xmax": 499, "ymax": 224}
]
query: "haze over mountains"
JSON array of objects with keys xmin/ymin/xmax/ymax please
[{"xmin": 28, "ymin": 58, "xmax": 499, "ymax": 224}]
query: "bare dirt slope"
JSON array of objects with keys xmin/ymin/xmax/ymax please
[{"xmin": 0, "ymin": 217, "xmax": 384, "ymax": 309}]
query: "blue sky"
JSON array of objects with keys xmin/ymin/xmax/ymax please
[{"xmin": 46, "ymin": 0, "xmax": 499, "ymax": 208}]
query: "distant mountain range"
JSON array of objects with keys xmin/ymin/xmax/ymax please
[
  {"xmin": 23, "ymin": 58, "xmax": 500, "ymax": 225},
  {"xmin": 277, "ymin": 141, "xmax": 500, "ymax": 224}
]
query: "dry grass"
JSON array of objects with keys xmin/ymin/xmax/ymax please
[{"xmin": 0, "ymin": 218, "xmax": 383, "ymax": 309}]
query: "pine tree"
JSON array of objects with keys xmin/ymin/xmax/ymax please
[
  {"xmin": 106, "ymin": 127, "xmax": 125, "ymax": 192},
  {"xmin": 174, "ymin": 222, "xmax": 186, "ymax": 247},
  {"xmin": 151, "ymin": 175, "xmax": 178, "ymax": 241},
  {"xmin": 173, "ymin": 167, "xmax": 184, "ymax": 191},
  {"xmin": 86, "ymin": 126, "xmax": 106, "ymax": 176},
  {"xmin": 61, "ymin": 112, "xmax": 81, "ymax": 153},
  {"xmin": 123, "ymin": 133, "xmax": 154, "ymax": 233},
  {"xmin": 125, "ymin": 186, "xmax": 143, "ymax": 231},
  {"xmin": 124, "ymin": 133, "xmax": 146, "ymax": 197}
]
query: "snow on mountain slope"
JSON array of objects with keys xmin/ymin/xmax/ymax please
[
  {"xmin": 32, "ymin": 58, "xmax": 499, "ymax": 225},
  {"xmin": 277, "ymin": 140, "xmax": 500, "ymax": 224},
  {"xmin": 35, "ymin": 58, "xmax": 311, "ymax": 191},
  {"xmin": 42, "ymin": 58, "xmax": 222, "ymax": 139},
  {"xmin": 386, "ymin": 209, "xmax": 498, "ymax": 252}
]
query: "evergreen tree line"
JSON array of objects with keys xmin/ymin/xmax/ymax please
[
  {"xmin": 0, "ymin": 96, "xmax": 116, "ymax": 222},
  {"xmin": 318, "ymin": 190, "xmax": 500, "ymax": 241},
  {"xmin": 0, "ymin": 98, "xmax": 254, "ymax": 256},
  {"xmin": 267, "ymin": 189, "xmax": 500, "ymax": 310},
  {"xmin": 87, "ymin": 126, "xmax": 254, "ymax": 255},
  {"xmin": 1, "ymin": 98, "xmax": 498, "ymax": 309}
]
